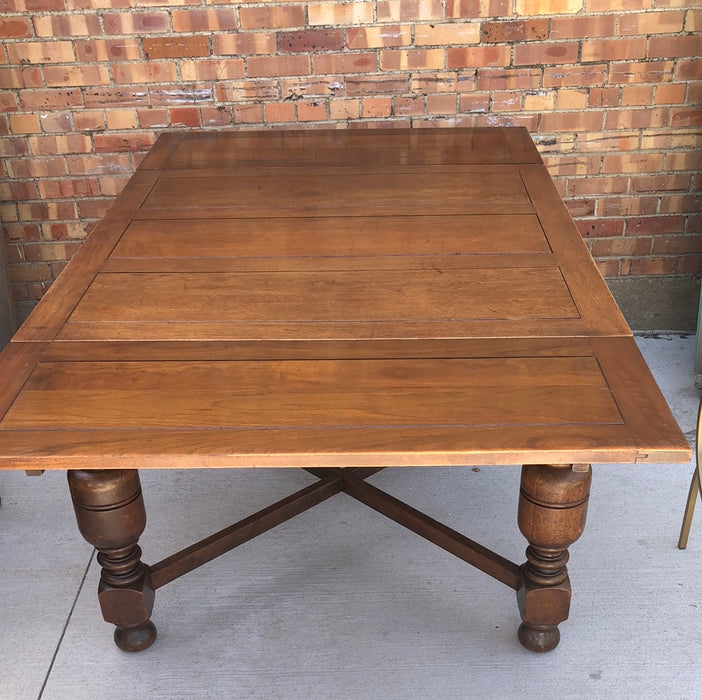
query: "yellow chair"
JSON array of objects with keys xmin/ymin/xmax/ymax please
[{"xmin": 678, "ymin": 396, "xmax": 702, "ymax": 549}]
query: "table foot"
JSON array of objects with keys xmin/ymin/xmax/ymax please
[
  {"xmin": 114, "ymin": 620, "xmax": 158, "ymax": 652},
  {"xmin": 516, "ymin": 464, "xmax": 591, "ymax": 652},
  {"xmin": 67, "ymin": 469, "xmax": 156, "ymax": 652}
]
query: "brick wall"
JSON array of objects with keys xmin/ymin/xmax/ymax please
[{"xmin": 1, "ymin": 0, "xmax": 700, "ymax": 326}]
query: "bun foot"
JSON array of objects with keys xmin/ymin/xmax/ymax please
[
  {"xmin": 518, "ymin": 622, "xmax": 560, "ymax": 653},
  {"xmin": 114, "ymin": 621, "xmax": 158, "ymax": 652}
]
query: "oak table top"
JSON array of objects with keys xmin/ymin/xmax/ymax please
[
  {"xmin": 0, "ymin": 128, "xmax": 691, "ymax": 655},
  {"xmin": 0, "ymin": 127, "xmax": 689, "ymax": 470}
]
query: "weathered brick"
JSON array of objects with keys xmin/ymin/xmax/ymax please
[
  {"xmin": 582, "ymin": 38, "xmax": 646, "ymax": 63},
  {"xmin": 543, "ymin": 63, "xmax": 606, "ymax": 88},
  {"xmin": 609, "ymin": 61, "xmax": 674, "ymax": 84},
  {"xmin": 671, "ymin": 109, "xmax": 702, "ymax": 127},
  {"xmin": 566, "ymin": 177, "xmax": 628, "ymax": 197},
  {"xmin": 8, "ymin": 41, "xmax": 75, "ymax": 64},
  {"xmin": 103, "ymin": 12, "xmax": 169, "ymax": 34},
  {"xmin": 621, "ymin": 257, "xmax": 679, "ymax": 276},
  {"xmin": 346, "ymin": 26, "xmax": 411, "ymax": 49},
  {"xmin": 233, "ymin": 103, "xmax": 265, "ymax": 124},
  {"xmin": 524, "ymin": 90, "xmax": 555, "ymax": 111},
  {"xmin": 76, "ymin": 39, "xmax": 141, "ymax": 62},
  {"xmin": 590, "ymin": 236, "xmax": 652, "ymax": 258},
  {"xmin": 514, "ymin": 42, "xmax": 579, "ymax": 66},
  {"xmin": 9, "ymin": 113, "xmax": 41, "ymax": 134},
  {"xmin": 648, "ymin": 34, "xmax": 700, "ymax": 59},
  {"xmin": 172, "ymin": 8, "xmax": 237, "ymax": 31},
  {"xmin": 105, "ymin": 109, "xmax": 138, "ymax": 130},
  {"xmin": 279, "ymin": 29, "xmax": 344, "ymax": 53},
  {"xmin": 476, "ymin": 67, "xmax": 540, "ymax": 90},
  {"xmin": 265, "ymin": 101, "xmax": 297, "ymax": 123},
  {"xmin": 213, "ymin": 33, "xmax": 276, "ymax": 56},
  {"xmin": 33, "ymin": 13, "xmax": 101, "ymax": 37},
  {"xmin": 143, "ymin": 36, "xmax": 210, "ymax": 60},
  {"xmin": 605, "ymin": 108, "xmax": 670, "ymax": 130},
  {"xmin": 620, "ymin": 85, "xmax": 654, "ymax": 106},
  {"xmin": 541, "ymin": 110, "xmax": 604, "ymax": 133},
  {"xmin": 516, "ymin": 0, "xmax": 583, "ymax": 14},
  {"xmin": 550, "ymin": 15, "xmax": 616, "ymax": 39},
  {"xmin": 314, "ymin": 52, "xmax": 377, "ymax": 75},
  {"xmin": 377, "ymin": 0, "xmax": 443, "ymax": 22},
  {"xmin": 329, "ymin": 98, "xmax": 360, "ymax": 120},
  {"xmin": 67, "ymin": 153, "xmax": 132, "ymax": 175},
  {"xmin": 181, "ymin": 58, "xmax": 245, "ymax": 81},
  {"xmin": 281, "ymin": 78, "xmax": 343, "ymax": 98},
  {"xmin": 631, "ymin": 175, "xmax": 690, "ymax": 193},
  {"xmin": 200, "ymin": 106, "xmax": 232, "ymax": 128},
  {"xmin": 482, "ymin": 19, "xmax": 548, "ymax": 43},
  {"xmin": 577, "ymin": 131, "xmax": 639, "ymax": 152},
  {"xmin": 394, "ymin": 95, "xmax": 425, "ymax": 116},
  {"xmin": 247, "ymin": 54, "xmax": 310, "ymax": 78},
  {"xmin": 298, "ymin": 99, "xmax": 329, "ymax": 121},
  {"xmin": 38, "ymin": 178, "xmax": 100, "ymax": 199},
  {"xmin": 654, "ymin": 84, "xmax": 686, "ymax": 105},
  {"xmin": 577, "ymin": 218, "xmax": 625, "ymax": 238},
  {"xmin": 44, "ymin": 65, "xmax": 111, "ymax": 87},
  {"xmin": 600, "ymin": 196, "xmax": 658, "ymax": 217},
  {"xmin": 6, "ymin": 156, "xmax": 67, "ymax": 178},
  {"xmin": 346, "ymin": 74, "xmax": 409, "ymax": 95},
  {"xmin": 216, "ymin": 80, "xmax": 279, "ymax": 102},
  {"xmin": 113, "ymin": 62, "xmax": 178, "ymax": 84},
  {"xmin": 447, "ymin": 46, "xmax": 510, "ymax": 68},
  {"xmin": 84, "ymin": 86, "xmax": 149, "ymax": 108},
  {"xmin": 137, "ymin": 108, "xmax": 170, "ymax": 129},
  {"xmin": 20, "ymin": 88, "xmax": 84, "ymax": 110},
  {"xmin": 39, "ymin": 112, "xmax": 74, "ymax": 133},
  {"xmin": 427, "ymin": 93, "xmax": 457, "ymax": 114},
  {"xmin": 603, "ymin": 153, "xmax": 665, "ymax": 174},
  {"xmin": 0, "ymin": 17, "xmax": 31, "ymax": 37},
  {"xmin": 362, "ymin": 97, "xmax": 392, "ymax": 118},
  {"xmin": 149, "ymin": 84, "xmax": 214, "ymax": 106},
  {"xmin": 308, "ymin": 2, "xmax": 373, "ymax": 25},
  {"xmin": 652, "ymin": 236, "xmax": 702, "ymax": 256},
  {"xmin": 168, "ymin": 107, "xmax": 202, "ymax": 127},
  {"xmin": 619, "ymin": 11, "xmax": 685, "ymax": 35},
  {"xmin": 240, "ymin": 5, "xmax": 304, "ymax": 30},
  {"xmin": 380, "ymin": 49, "xmax": 444, "ymax": 71},
  {"xmin": 0, "ymin": 67, "xmax": 43, "ymax": 89},
  {"xmin": 416, "ymin": 22, "xmax": 480, "ymax": 45}
]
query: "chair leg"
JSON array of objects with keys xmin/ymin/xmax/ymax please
[{"xmin": 678, "ymin": 397, "xmax": 702, "ymax": 550}]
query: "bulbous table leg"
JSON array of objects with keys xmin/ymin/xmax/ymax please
[
  {"xmin": 67, "ymin": 469, "xmax": 156, "ymax": 652},
  {"xmin": 516, "ymin": 464, "xmax": 592, "ymax": 652}
]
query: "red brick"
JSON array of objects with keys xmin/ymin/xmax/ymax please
[
  {"xmin": 577, "ymin": 219, "xmax": 625, "ymax": 238},
  {"xmin": 76, "ymin": 39, "xmax": 141, "ymax": 62},
  {"xmin": 40, "ymin": 112, "xmax": 74, "ymax": 133},
  {"xmin": 279, "ymin": 29, "xmax": 344, "ymax": 53},
  {"xmin": 38, "ymin": 178, "xmax": 100, "ymax": 199},
  {"xmin": 600, "ymin": 196, "xmax": 658, "ymax": 217},
  {"xmin": 566, "ymin": 177, "xmax": 628, "ymax": 197},
  {"xmin": 550, "ymin": 15, "xmax": 616, "ymax": 39},
  {"xmin": 492, "ymin": 91, "xmax": 523, "ymax": 111},
  {"xmin": 281, "ymin": 78, "xmax": 342, "ymax": 98},
  {"xmin": 346, "ymin": 74, "xmax": 409, "ymax": 95},
  {"xmin": 19, "ymin": 88, "xmax": 84, "ymax": 110},
  {"xmin": 329, "ymin": 98, "xmax": 360, "ymax": 120},
  {"xmin": 314, "ymin": 52, "xmax": 377, "ymax": 75},
  {"xmin": 200, "ymin": 106, "xmax": 233, "ymax": 128},
  {"xmin": 265, "ymin": 102, "xmax": 297, "ymax": 123},
  {"xmin": 67, "ymin": 153, "xmax": 131, "ymax": 175},
  {"xmin": 413, "ymin": 71, "xmax": 472, "ymax": 93},
  {"xmin": 588, "ymin": 87, "xmax": 620, "ymax": 108},
  {"xmin": 590, "ymin": 237, "xmax": 652, "ymax": 258},
  {"xmin": 172, "ymin": 9, "xmax": 237, "ymax": 32},
  {"xmin": 444, "ymin": 0, "xmax": 482, "ymax": 18},
  {"xmin": 6, "ymin": 156, "xmax": 67, "ymax": 178},
  {"xmin": 240, "ymin": 5, "xmax": 304, "ymax": 30},
  {"xmin": 143, "ymin": 36, "xmax": 210, "ymax": 60},
  {"xmin": 148, "ymin": 84, "xmax": 214, "ymax": 107},
  {"xmin": 216, "ymin": 80, "xmax": 278, "ymax": 102},
  {"xmin": 541, "ymin": 111, "xmax": 604, "ymax": 133},
  {"xmin": 514, "ymin": 42, "xmax": 579, "ymax": 66},
  {"xmin": 247, "ymin": 54, "xmax": 310, "ymax": 78},
  {"xmin": 593, "ymin": 259, "xmax": 621, "ymax": 277},
  {"xmin": 631, "ymin": 175, "xmax": 690, "ymax": 193},
  {"xmin": 605, "ymin": 108, "xmax": 670, "ymax": 130},
  {"xmin": 648, "ymin": 35, "xmax": 701, "ymax": 59},
  {"xmin": 297, "ymin": 99, "xmax": 329, "ymax": 121},
  {"xmin": 415, "ymin": 22, "xmax": 480, "ymax": 45},
  {"xmin": 620, "ymin": 85, "xmax": 654, "ymax": 106},
  {"xmin": 680, "ymin": 255, "xmax": 702, "ymax": 274},
  {"xmin": 458, "ymin": 92, "xmax": 490, "ymax": 113},
  {"xmin": 447, "ymin": 46, "xmax": 510, "ymax": 68},
  {"xmin": 609, "ymin": 61, "xmax": 674, "ymax": 84},
  {"xmin": 103, "ymin": 12, "xmax": 169, "ymax": 34},
  {"xmin": 482, "ymin": 19, "xmax": 548, "ymax": 43},
  {"xmin": 213, "ymin": 33, "xmax": 276, "ymax": 56},
  {"xmin": 33, "ymin": 13, "xmax": 101, "ymax": 37},
  {"xmin": 0, "ymin": 17, "xmax": 31, "ymax": 38},
  {"xmin": 476, "ymin": 67, "xmax": 540, "ymax": 90},
  {"xmin": 44, "ymin": 65, "xmax": 111, "ymax": 87},
  {"xmin": 652, "ymin": 236, "xmax": 702, "ymax": 256},
  {"xmin": 587, "ymin": 0, "xmax": 649, "ymax": 9},
  {"xmin": 654, "ymin": 84, "xmax": 686, "ymax": 105},
  {"xmin": 582, "ymin": 38, "xmax": 647, "ymax": 63},
  {"xmin": 8, "ymin": 41, "xmax": 75, "ymax": 64},
  {"xmin": 621, "ymin": 257, "xmax": 679, "ymax": 276},
  {"xmin": 0, "ymin": 67, "xmax": 43, "ymax": 89},
  {"xmin": 394, "ymin": 95, "xmax": 425, "ymax": 116},
  {"xmin": 84, "ymin": 86, "xmax": 148, "ymax": 108},
  {"xmin": 361, "ymin": 96, "xmax": 392, "ymax": 118},
  {"xmin": 308, "ymin": 2, "xmax": 374, "ymax": 25},
  {"xmin": 9, "ymin": 113, "xmax": 41, "ymax": 134},
  {"xmin": 427, "ymin": 93, "xmax": 457, "ymax": 114},
  {"xmin": 377, "ymin": 0, "xmax": 443, "ymax": 22},
  {"xmin": 619, "ymin": 11, "xmax": 685, "ymax": 35},
  {"xmin": 169, "ymin": 107, "xmax": 201, "ymax": 128},
  {"xmin": 603, "ymin": 153, "xmax": 665, "ymax": 174},
  {"xmin": 543, "ymin": 64, "xmax": 606, "ymax": 88},
  {"xmin": 380, "ymin": 49, "xmax": 444, "ymax": 71},
  {"xmin": 671, "ymin": 109, "xmax": 702, "ymax": 127},
  {"xmin": 233, "ymin": 103, "xmax": 264, "ymax": 123},
  {"xmin": 113, "ymin": 62, "xmax": 177, "ymax": 84},
  {"xmin": 181, "ymin": 59, "xmax": 245, "ymax": 82},
  {"xmin": 346, "ymin": 26, "xmax": 410, "ymax": 49},
  {"xmin": 626, "ymin": 216, "xmax": 686, "ymax": 235},
  {"xmin": 137, "ymin": 108, "xmax": 170, "ymax": 129}
]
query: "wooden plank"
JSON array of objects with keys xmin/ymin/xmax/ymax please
[
  {"xmin": 42, "ymin": 337, "xmax": 597, "ymax": 362},
  {"xmin": 110, "ymin": 215, "xmax": 551, "ymax": 259},
  {"xmin": 520, "ymin": 165, "xmax": 631, "ymax": 337},
  {"xmin": 137, "ymin": 171, "xmax": 535, "ymax": 218},
  {"xmin": 1, "ymin": 357, "xmax": 621, "ymax": 431},
  {"xmin": 0, "ymin": 342, "xmax": 47, "ymax": 420},
  {"xmin": 0, "ymin": 423, "xmax": 679, "ymax": 471},
  {"xmin": 159, "ymin": 128, "xmax": 538, "ymax": 170},
  {"xmin": 11, "ymin": 171, "xmax": 159, "ymax": 343},
  {"xmin": 63, "ymin": 268, "xmax": 579, "ymax": 328},
  {"xmin": 137, "ymin": 132, "xmax": 184, "ymax": 170},
  {"xmin": 592, "ymin": 336, "xmax": 692, "ymax": 461}
]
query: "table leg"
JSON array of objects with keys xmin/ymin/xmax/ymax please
[
  {"xmin": 67, "ymin": 469, "xmax": 156, "ymax": 652},
  {"xmin": 516, "ymin": 464, "xmax": 591, "ymax": 652}
]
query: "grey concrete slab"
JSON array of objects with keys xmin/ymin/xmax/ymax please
[{"xmin": 4, "ymin": 336, "xmax": 701, "ymax": 699}]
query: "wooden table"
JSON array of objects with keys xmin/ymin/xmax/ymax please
[{"xmin": 0, "ymin": 128, "xmax": 689, "ymax": 654}]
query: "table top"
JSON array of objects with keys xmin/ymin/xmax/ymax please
[{"xmin": 0, "ymin": 128, "xmax": 690, "ymax": 469}]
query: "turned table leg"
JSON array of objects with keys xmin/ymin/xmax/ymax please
[
  {"xmin": 516, "ymin": 464, "xmax": 592, "ymax": 653},
  {"xmin": 67, "ymin": 469, "xmax": 157, "ymax": 652}
]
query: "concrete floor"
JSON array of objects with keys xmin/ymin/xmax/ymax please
[{"xmin": 1, "ymin": 335, "xmax": 700, "ymax": 700}]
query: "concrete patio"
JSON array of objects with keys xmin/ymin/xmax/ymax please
[{"xmin": 1, "ymin": 334, "xmax": 699, "ymax": 700}]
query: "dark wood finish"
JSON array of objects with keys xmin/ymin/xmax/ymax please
[
  {"xmin": 0, "ymin": 128, "xmax": 690, "ymax": 654},
  {"xmin": 67, "ymin": 470, "xmax": 156, "ymax": 652}
]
